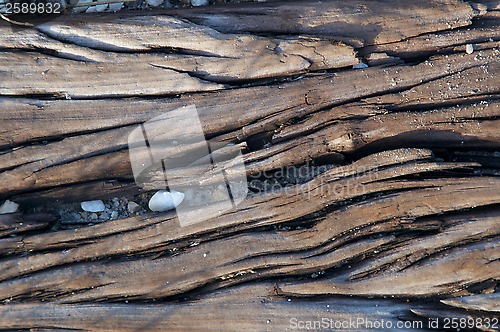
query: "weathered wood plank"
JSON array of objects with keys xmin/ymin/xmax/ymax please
[
  {"xmin": 0, "ymin": 213, "xmax": 53, "ymax": 238},
  {"xmin": 171, "ymin": 0, "xmax": 475, "ymax": 46},
  {"xmin": 0, "ymin": 0, "xmax": 498, "ymax": 330},
  {"xmin": 0, "ymin": 160, "xmax": 497, "ymax": 301},
  {"xmin": 0, "ymin": 148, "xmax": 480, "ymax": 254},
  {"xmin": 0, "ymin": 285, "xmax": 431, "ymax": 331},
  {"xmin": 360, "ymin": 11, "xmax": 500, "ymax": 59},
  {"xmin": 1, "ymin": 49, "xmax": 498, "ymax": 203},
  {"xmin": 0, "ymin": 47, "xmax": 492, "ymax": 146},
  {"xmin": 2, "ymin": 2, "xmax": 496, "ymax": 145},
  {"xmin": 0, "ymin": 13, "xmax": 358, "ymax": 89},
  {"xmin": 1, "ymin": 51, "xmax": 224, "ymax": 98},
  {"xmin": 0, "ymin": 282, "xmax": 493, "ymax": 331},
  {"xmin": 277, "ymin": 239, "xmax": 499, "ymax": 298},
  {"xmin": 441, "ymin": 293, "xmax": 500, "ymax": 313}
]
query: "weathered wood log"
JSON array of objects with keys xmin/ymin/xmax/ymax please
[
  {"xmin": 0, "ymin": 285, "xmax": 443, "ymax": 331},
  {"xmin": 0, "ymin": 284, "xmax": 498, "ymax": 331},
  {"xmin": 0, "ymin": 0, "xmax": 499, "ymax": 330},
  {"xmin": 171, "ymin": 0, "xmax": 476, "ymax": 45},
  {"xmin": 0, "ymin": 149, "xmax": 498, "ymax": 306},
  {"xmin": 1, "ymin": 50, "xmax": 498, "ymax": 204},
  {"xmin": 0, "ymin": 212, "xmax": 53, "ymax": 238}
]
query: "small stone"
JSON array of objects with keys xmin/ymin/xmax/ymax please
[
  {"xmin": 353, "ymin": 63, "xmax": 368, "ymax": 69},
  {"xmin": 99, "ymin": 212, "xmax": 109, "ymax": 220},
  {"xmin": 66, "ymin": 213, "xmax": 81, "ymax": 223},
  {"xmin": 191, "ymin": 0, "xmax": 209, "ymax": 6},
  {"xmin": 466, "ymin": 44, "xmax": 474, "ymax": 54},
  {"xmin": 127, "ymin": 201, "xmax": 141, "ymax": 213},
  {"xmin": 470, "ymin": 3, "xmax": 487, "ymax": 16},
  {"xmin": 108, "ymin": 2, "xmax": 123, "ymax": 11},
  {"xmin": 80, "ymin": 200, "xmax": 105, "ymax": 213},
  {"xmin": 95, "ymin": 4, "xmax": 108, "ymax": 11},
  {"xmin": 0, "ymin": 200, "xmax": 19, "ymax": 214},
  {"xmin": 147, "ymin": 0, "xmax": 164, "ymax": 6},
  {"xmin": 110, "ymin": 211, "xmax": 119, "ymax": 220},
  {"xmin": 72, "ymin": 5, "xmax": 88, "ymax": 12},
  {"xmin": 61, "ymin": 213, "xmax": 85, "ymax": 224},
  {"xmin": 90, "ymin": 213, "xmax": 98, "ymax": 220},
  {"xmin": 148, "ymin": 190, "xmax": 185, "ymax": 212}
]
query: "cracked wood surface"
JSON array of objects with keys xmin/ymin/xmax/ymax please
[
  {"xmin": 0, "ymin": 286, "xmax": 441, "ymax": 331},
  {"xmin": 0, "ymin": 150, "xmax": 493, "ymax": 285},
  {"xmin": 171, "ymin": 0, "xmax": 476, "ymax": 45},
  {"xmin": 1, "ymin": 50, "xmax": 498, "ymax": 202},
  {"xmin": 1, "ymin": 15, "xmax": 357, "ymax": 94},
  {"xmin": 0, "ymin": 0, "xmax": 499, "ymax": 330}
]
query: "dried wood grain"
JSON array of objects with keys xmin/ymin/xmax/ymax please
[
  {"xmin": 0, "ymin": 152, "xmax": 497, "ymax": 301},
  {"xmin": 1, "ymin": 14, "xmax": 358, "ymax": 89},
  {"xmin": 0, "ymin": 148, "xmax": 474, "ymax": 254},
  {"xmin": 277, "ymin": 239, "xmax": 499, "ymax": 298},
  {"xmin": 1, "ymin": 49, "xmax": 498, "ymax": 203},
  {"xmin": 0, "ymin": 284, "xmax": 431, "ymax": 331},
  {"xmin": 172, "ymin": 0, "xmax": 475, "ymax": 46},
  {"xmin": 0, "ymin": 213, "xmax": 53, "ymax": 238},
  {"xmin": 441, "ymin": 293, "xmax": 499, "ymax": 313},
  {"xmin": 0, "ymin": 48, "xmax": 489, "ymax": 145},
  {"xmin": 0, "ymin": 0, "xmax": 498, "ymax": 329}
]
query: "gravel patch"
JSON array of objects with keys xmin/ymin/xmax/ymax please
[
  {"xmin": 19, "ymin": 162, "xmax": 340, "ymax": 230},
  {"xmin": 26, "ymin": 193, "xmax": 152, "ymax": 230}
]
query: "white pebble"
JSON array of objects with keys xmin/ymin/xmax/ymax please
[
  {"xmin": 191, "ymin": 0, "xmax": 209, "ymax": 6},
  {"xmin": 108, "ymin": 2, "xmax": 124, "ymax": 11},
  {"xmin": 95, "ymin": 4, "xmax": 108, "ymax": 12},
  {"xmin": 353, "ymin": 63, "xmax": 368, "ymax": 69},
  {"xmin": 465, "ymin": 44, "xmax": 474, "ymax": 54},
  {"xmin": 147, "ymin": 0, "xmax": 164, "ymax": 6},
  {"xmin": 127, "ymin": 201, "xmax": 141, "ymax": 214},
  {"xmin": 0, "ymin": 200, "xmax": 19, "ymax": 214},
  {"xmin": 148, "ymin": 190, "xmax": 185, "ymax": 212},
  {"xmin": 72, "ymin": 5, "xmax": 88, "ymax": 12},
  {"xmin": 80, "ymin": 200, "xmax": 105, "ymax": 213}
]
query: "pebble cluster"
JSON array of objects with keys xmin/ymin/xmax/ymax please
[
  {"xmin": 14, "ymin": 162, "xmax": 339, "ymax": 229},
  {"xmin": 68, "ymin": 0, "xmax": 247, "ymax": 13},
  {"xmin": 55, "ymin": 195, "xmax": 150, "ymax": 227}
]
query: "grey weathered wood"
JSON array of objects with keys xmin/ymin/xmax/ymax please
[{"xmin": 0, "ymin": 0, "xmax": 498, "ymax": 330}]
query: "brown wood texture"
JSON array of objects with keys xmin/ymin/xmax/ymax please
[{"xmin": 0, "ymin": 0, "xmax": 499, "ymax": 330}]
